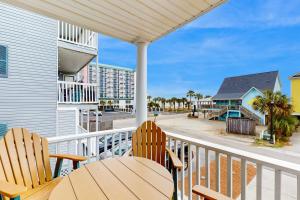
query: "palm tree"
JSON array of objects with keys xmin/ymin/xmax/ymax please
[
  {"xmin": 181, "ymin": 98, "xmax": 187, "ymax": 109},
  {"xmin": 253, "ymin": 91, "xmax": 298, "ymax": 140},
  {"xmin": 147, "ymin": 95, "xmax": 152, "ymax": 102},
  {"xmin": 195, "ymin": 93, "xmax": 203, "ymax": 108},
  {"xmin": 171, "ymin": 97, "xmax": 177, "ymax": 111},
  {"xmin": 107, "ymin": 100, "xmax": 113, "ymax": 108},
  {"xmin": 161, "ymin": 98, "xmax": 166, "ymax": 111},
  {"xmin": 186, "ymin": 90, "xmax": 195, "ymax": 109},
  {"xmin": 176, "ymin": 98, "xmax": 182, "ymax": 109}
]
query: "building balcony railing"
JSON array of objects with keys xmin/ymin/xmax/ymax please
[
  {"xmin": 58, "ymin": 21, "xmax": 97, "ymax": 49},
  {"xmin": 48, "ymin": 127, "xmax": 300, "ymax": 200},
  {"xmin": 57, "ymin": 81, "xmax": 98, "ymax": 104}
]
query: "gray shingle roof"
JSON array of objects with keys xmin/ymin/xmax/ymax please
[
  {"xmin": 291, "ymin": 73, "xmax": 300, "ymax": 78},
  {"xmin": 213, "ymin": 71, "xmax": 279, "ymax": 100}
]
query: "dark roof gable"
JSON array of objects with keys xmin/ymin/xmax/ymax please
[{"xmin": 213, "ymin": 71, "xmax": 279, "ymax": 100}]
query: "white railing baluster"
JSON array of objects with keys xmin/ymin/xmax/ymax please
[
  {"xmin": 227, "ymin": 155, "xmax": 232, "ymax": 198},
  {"xmin": 96, "ymin": 136, "xmax": 100, "ymax": 160},
  {"xmin": 75, "ymin": 26, "xmax": 78, "ymax": 43},
  {"xmin": 256, "ymin": 163, "xmax": 262, "ymax": 200},
  {"xmin": 87, "ymin": 138, "xmax": 91, "ymax": 163},
  {"xmin": 87, "ymin": 108, "xmax": 90, "ymax": 132},
  {"xmin": 72, "ymin": 24, "xmax": 74, "ymax": 42},
  {"xmin": 96, "ymin": 110, "xmax": 99, "ymax": 132},
  {"xmin": 180, "ymin": 141, "xmax": 185, "ymax": 200},
  {"xmin": 275, "ymin": 169, "xmax": 281, "ymax": 200},
  {"xmin": 205, "ymin": 148, "xmax": 210, "ymax": 188},
  {"xmin": 89, "ymin": 85, "xmax": 91, "ymax": 102},
  {"xmin": 125, "ymin": 132, "xmax": 129, "ymax": 151},
  {"xmin": 241, "ymin": 158, "xmax": 246, "ymax": 200},
  {"xmin": 188, "ymin": 143, "xmax": 192, "ymax": 200},
  {"xmin": 196, "ymin": 147, "xmax": 201, "ymax": 200},
  {"xmin": 104, "ymin": 135, "xmax": 108, "ymax": 152},
  {"xmin": 68, "ymin": 23, "xmax": 71, "ymax": 40},
  {"xmin": 85, "ymin": 29, "xmax": 88, "ymax": 45},
  {"xmin": 58, "ymin": 82, "xmax": 61, "ymax": 102},
  {"xmin": 77, "ymin": 139, "xmax": 81, "ymax": 156},
  {"xmin": 65, "ymin": 83, "xmax": 68, "ymax": 102},
  {"xmin": 67, "ymin": 141, "xmax": 71, "ymax": 172},
  {"xmin": 112, "ymin": 134, "xmax": 115, "ymax": 157},
  {"xmin": 118, "ymin": 132, "xmax": 122, "ymax": 156},
  {"xmin": 215, "ymin": 152, "xmax": 220, "ymax": 192}
]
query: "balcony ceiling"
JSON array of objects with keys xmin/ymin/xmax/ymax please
[{"xmin": 1, "ymin": 0, "xmax": 226, "ymax": 43}]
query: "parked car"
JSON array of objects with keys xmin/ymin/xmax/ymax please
[
  {"xmin": 92, "ymin": 111, "xmax": 102, "ymax": 116},
  {"xmin": 99, "ymin": 141, "xmax": 132, "ymax": 160},
  {"xmin": 98, "ymin": 133, "xmax": 132, "ymax": 154}
]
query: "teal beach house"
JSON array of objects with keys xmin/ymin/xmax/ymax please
[{"xmin": 212, "ymin": 71, "xmax": 281, "ymax": 125}]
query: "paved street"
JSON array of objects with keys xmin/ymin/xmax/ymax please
[{"xmin": 114, "ymin": 113, "xmax": 300, "ymax": 165}]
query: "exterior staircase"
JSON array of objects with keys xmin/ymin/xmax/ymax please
[
  {"xmin": 207, "ymin": 105, "xmax": 262, "ymax": 125},
  {"xmin": 239, "ymin": 106, "xmax": 262, "ymax": 125}
]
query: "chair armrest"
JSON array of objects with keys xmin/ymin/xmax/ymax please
[
  {"xmin": 192, "ymin": 185, "xmax": 232, "ymax": 200},
  {"xmin": 0, "ymin": 181, "xmax": 27, "ymax": 198},
  {"xmin": 50, "ymin": 154, "xmax": 87, "ymax": 162},
  {"xmin": 166, "ymin": 148, "xmax": 183, "ymax": 169},
  {"xmin": 123, "ymin": 148, "xmax": 132, "ymax": 156}
]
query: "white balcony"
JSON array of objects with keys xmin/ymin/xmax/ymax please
[
  {"xmin": 48, "ymin": 127, "xmax": 300, "ymax": 200},
  {"xmin": 57, "ymin": 21, "xmax": 98, "ymax": 74},
  {"xmin": 57, "ymin": 81, "xmax": 98, "ymax": 104}
]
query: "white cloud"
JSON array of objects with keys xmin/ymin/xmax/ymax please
[{"xmin": 187, "ymin": 0, "xmax": 300, "ymax": 29}]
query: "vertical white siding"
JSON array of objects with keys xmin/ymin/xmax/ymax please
[{"xmin": 0, "ymin": 3, "xmax": 58, "ymax": 138}]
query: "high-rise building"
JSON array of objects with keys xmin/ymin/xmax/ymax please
[{"xmin": 88, "ymin": 63, "xmax": 135, "ymax": 110}]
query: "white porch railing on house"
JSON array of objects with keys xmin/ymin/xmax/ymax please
[
  {"xmin": 57, "ymin": 81, "xmax": 98, "ymax": 104},
  {"xmin": 48, "ymin": 128, "xmax": 300, "ymax": 200},
  {"xmin": 58, "ymin": 21, "xmax": 97, "ymax": 49}
]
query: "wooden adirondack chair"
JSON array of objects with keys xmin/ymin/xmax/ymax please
[
  {"xmin": 0, "ymin": 128, "xmax": 87, "ymax": 200},
  {"xmin": 125, "ymin": 121, "xmax": 183, "ymax": 200}
]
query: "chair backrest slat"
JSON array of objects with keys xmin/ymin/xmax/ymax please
[
  {"xmin": 13, "ymin": 128, "xmax": 33, "ymax": 188},
  {"xmin": 156, "ymin": 127, "xmax": 162, "ymax": 164},
  {"xmin": 41, "ymin": 138, "xmax": 52, "ymax": 182},
  {"xmin": 151, "ymin": 123, "xmax": 157, "ymax": 161},
  {"xmin": 141, "ymin": 124, "xmax": 147, "ymax": 157},
  {"xmin": 132, "ymin": 121, "xmax": 166, "ymax": 166},
  {"xmin": 23, "ymin": 130, "xmax": 39, "ymax": 187},
  {"xmin": 32, "ymin": 133, "xmax": 46, "ymax": 185},
  {"xmin": 4, "ymin": 130, "xmax": 24, "ymax": 185},
  {"xmin": 146, "ymin": 121, "xmax": 152, "ymax": 159},
  {"xmin": 0, "ymin": 128, "xmax": 52, "ymax": 189}
]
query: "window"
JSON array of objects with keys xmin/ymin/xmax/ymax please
[{"xmin": 0, "ymin": 45, "xmax": 8, "ymax": 77}]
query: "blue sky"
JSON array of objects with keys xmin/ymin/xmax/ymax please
[{"xmin": 98, "ymin": 0, "xmax": 300, "ymax": 98}]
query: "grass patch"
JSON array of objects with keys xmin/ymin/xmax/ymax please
[{"xmin": 253, "ymin": 138, "xmax": 291, "ymax": 148}]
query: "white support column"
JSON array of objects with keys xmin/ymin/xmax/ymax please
[{"xmin": 135, "ymin": 42, "xmax": 148, "ymax": 126}]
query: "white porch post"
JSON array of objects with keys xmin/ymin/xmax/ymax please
[{"xmin": 135, "ymin": 42, "xmax": 148, "ymax": 126}]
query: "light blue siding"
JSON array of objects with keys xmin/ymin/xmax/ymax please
[
  {"xmin": 0, "ymin": 3, "xmax": 58, "ymax": 138},
  {"xmin": 242, "ymin": 88, "xmax": 265, "ymax": 124}
]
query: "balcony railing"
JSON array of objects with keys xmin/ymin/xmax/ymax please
[
  {"xmin": 48, "ymin": 127, "xmax": 300, "ymax": 200},
  {"xmin": 58, "ymin": 21, "xmax": 97, "ymax": 49},
  {"xmin": 57, "ymin": 81, "xmax": 98, "ymax": 104}
]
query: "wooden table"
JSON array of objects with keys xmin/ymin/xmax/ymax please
[{"xmin": 49, "ymin": 157, "xmax": 174, "ymax": 200}]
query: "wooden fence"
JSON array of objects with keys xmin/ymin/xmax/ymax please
[{"xmin": 226, "ymin": 118, "xmax": 256, "ymax": 135}]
